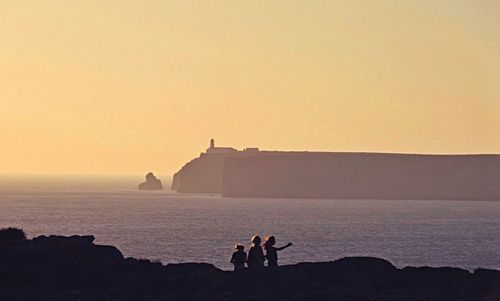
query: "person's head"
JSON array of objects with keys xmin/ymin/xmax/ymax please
[
  {"xmin": 264, "ymin": 236, "xmax": 276, "ymax": 249},
  {"xmin": 251, "ymin": 235, "xmax": 261, "ymax": 245},
  {"xmin": 235, "ymin": 244, "xmax": 244, "ymax": 251}
]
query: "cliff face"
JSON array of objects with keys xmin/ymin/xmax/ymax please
[
  {"xmin": 171, "ymin": 153, "xmax": 229, "ymax": 193},
  {"xmin": 222, "ymin": 153, "xmax": 500, "ymax": 200},
  {"xmin": 1, "ymin": 231, "xmax": 499, "ymax": 301},
  {"xmin": 172, "ymin": 151, "xmax": 500, "ymax": 200},
  {"xmin": 171, "ymin": 150, "xmax": 262, "ymax": 193}
]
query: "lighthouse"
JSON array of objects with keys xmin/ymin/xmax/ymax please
[{"xmin": 206, "ymin": 138, "xmax": 237, "ymax": 154}]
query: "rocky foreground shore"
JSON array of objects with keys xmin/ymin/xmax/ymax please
[{"xmin": 0, "ymin": 230, "xmax": 499, "ymax": 301}]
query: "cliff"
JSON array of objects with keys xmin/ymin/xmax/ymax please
[
  {"xmin": 171, "ymin": 148, "xmax": 261, "ymax": 193},
  {"xmin": 1, "ymin": 230, "xmax": 499, "ymax": 301},
  {"xmin": 222, "ymin": 153, "xmax": 500, "ymax": 200},
  {"xmin": 172, "ymin": 149, "xmax": 500, "ymax": 200},
  {"xmin": 171, "ymin": 153, "xmax": 229, "ymax": 193}
]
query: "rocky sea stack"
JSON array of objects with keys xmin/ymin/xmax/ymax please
[
  {"xmin": 0, "ymin": 228, "xmax": 498, "ymax": 301},
  {"xmin": 138, "ymin": 172, "xmax": 163, "ymax": 190}
]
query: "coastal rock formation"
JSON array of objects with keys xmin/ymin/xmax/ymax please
[
  {"xmin": 171, "ymin": 139, "xmax": 259, "ymax": 193},
  {"xmin": 0, "ymin": 227, "xmax": 26, "ymax": 243},
  {"xmin": 172, "ymin": 141, "xmax": 500, "ymax": 200},
  {"xmin": 222, "ymin": 153, "xmax": 500, "ymax": 200},
  {"xmin": 0, "ymin": 229, "xmax": 499, "ymax": 300},
  {"xmin": 138, "ymin": 172, "xmax": 163, "ymax": 190},
  {"xmin": 171, "ymin": 153, "xmax": 229, "ymax": 193}
]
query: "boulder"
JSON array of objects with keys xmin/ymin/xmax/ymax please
[
  {"xmin": 0, "ymin": 227, "xmax": 27, "ymax": 244},
  {"xmin": 138, "ymin": 172, "xmax": 163, "ymax": 190}
]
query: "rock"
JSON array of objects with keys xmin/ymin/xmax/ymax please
[
  {"xmin": 0, "ymin": 229, "xmax": 499, "ymax": 301},
  {"xmin": 138, "ymin": 172, "xmax": 163, "ymax": 190},
  {"xmin": 172, "ymin": 154, "xmax": 228, "ymax": 193},
  {"xmin": 172, "ymin": 144, "xmax": 500, "ymax": 200},
  {"xmin": 0, "ymin": 227, "xmax": 27, "ymax": 244},
  {"xmin": 33, "ymin": 235, "xmax": 95, "ymax": 247},
  {"xmin": 222, "ymin": 153, "xmax": 500, "ymax": 200}
]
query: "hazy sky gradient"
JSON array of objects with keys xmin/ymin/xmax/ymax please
[{"xmin": 1, "ymin": 0, "xmax": 499, "ymax": 175}]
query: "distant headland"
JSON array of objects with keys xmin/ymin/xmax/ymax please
[
  {"xmin": 171, "ymin": 139, "xmax": 260, "ymax": 193},
  {"xmin": 172, "ymin": 139, "xmax": 500, "ymax": 200}
]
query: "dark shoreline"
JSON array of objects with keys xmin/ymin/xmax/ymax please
[{"xmin": 1, "ymin": 232, "xmax": 499, "ymax": 301}]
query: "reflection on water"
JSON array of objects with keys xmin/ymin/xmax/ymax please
[{"xmin": 0, "ymin": 179, "xmax": 498, "ymax": 271}]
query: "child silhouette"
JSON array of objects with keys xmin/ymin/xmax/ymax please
[{"xmin": 230, "ymin": 244, "xmax": 247, "ymax": 271}]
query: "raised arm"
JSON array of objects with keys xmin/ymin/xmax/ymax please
[{"xmin": 276, "ymin": 242, "xmax": 293, "ymax": 251}]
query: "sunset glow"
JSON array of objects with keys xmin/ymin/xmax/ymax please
[{"xmin": 1, "ymin": 0, "xmax": 499, "ymax": 174}]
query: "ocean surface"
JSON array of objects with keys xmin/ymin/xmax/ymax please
[{"xmin": 0, "ymin": 175, "xmax": 499, "ymax": 271}]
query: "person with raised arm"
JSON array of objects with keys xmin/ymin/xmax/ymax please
[{"xmin": 263, "ymin": 236, "xmax": 292, "ymax": 268}]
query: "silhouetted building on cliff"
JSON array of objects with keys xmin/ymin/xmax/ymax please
[{"xmin": 206, "ymin": 138, "xmax": 238, "ymax": 154}]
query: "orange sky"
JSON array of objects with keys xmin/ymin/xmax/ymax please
[{"xmin": 1, "ymin": 0, "xmax": 499, "ymax": 175}]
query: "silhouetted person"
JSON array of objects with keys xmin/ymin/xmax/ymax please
[
  {"xmin": 247, "ymin": 235, "xmax": 265, "ymax": 268},
  {"xmin": 264, "ymin": 236, "xmax": 292, "ymax": 268},
  {"xmin": 230, "ymin": 244, "xmax": 247, "ymax": 271}
]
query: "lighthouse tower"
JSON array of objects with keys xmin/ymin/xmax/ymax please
[{"xmin": 205, "ymin": 138, "xmax": 237, "ymax": 154}]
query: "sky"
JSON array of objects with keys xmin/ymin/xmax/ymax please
[{"xmin": 1, "ymin": 0, "xmax": 499, "ymax": 175}]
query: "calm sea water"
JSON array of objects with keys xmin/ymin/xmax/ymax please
[{"xmin": 0, "ymin": 176, "xmax": 499, "ymax": 271}]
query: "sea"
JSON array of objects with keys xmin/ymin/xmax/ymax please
[{"xmin": 1, "ymin": 175, "xmax": 499, "ymax": 271}]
